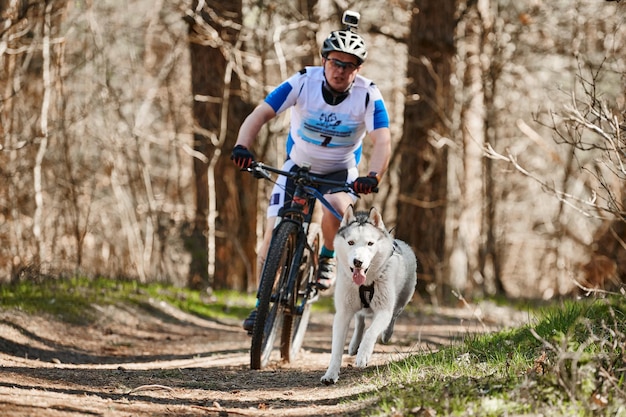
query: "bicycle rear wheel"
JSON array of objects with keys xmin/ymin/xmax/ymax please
[
  {"xmin": 280, "ymin": 223, "xmax": 320, "ymax": 363},
  {"xmin": 250, "ymin": 220, "xmax": 299, "ymax": 370}
]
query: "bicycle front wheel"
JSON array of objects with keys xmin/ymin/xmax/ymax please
[
  {"xmin": 280, "ymin": 222, "xmax": 320, "ymax": 363},
  {"xmin": 250, "ymin": 220, "xmax": 299, "ymax": 370}
]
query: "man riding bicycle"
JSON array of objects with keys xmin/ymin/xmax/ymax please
[{"xmin": 231, "ymin": 11, "xmax": 391, "ymax": 333}]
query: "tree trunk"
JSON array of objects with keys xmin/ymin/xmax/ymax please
[
  {"xmin": 1, "ymin": 0, "xmax": 68, "ymax": 279},
  {"xmin": 446, "ymin": 0, "xmax": 488, "ymax": 297},
  {"xmin": 186, "ymin": 1, "xmax": 233, "ymax": 289},
  {"xmin": 481, "ymin": 1, "xmax": 506, "ymax": 296},
  {"xmin": 396, "ymin": 0, "xmax": 457, "ymax": 303},
  {"xmin": 186, "ymin": 1, "xmax": 252, "ymax": 290},
  {"xmin": 186, "ymin": 22, "xmax": 213, "ymax": 289},
  {"xmin": 213, "ymin": 89, "xmax": 256, "ymax": 291}
]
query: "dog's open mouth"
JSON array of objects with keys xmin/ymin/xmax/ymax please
[{"xmin": 350, "ymin": 267, "xmax": 367, "ymax": 286}]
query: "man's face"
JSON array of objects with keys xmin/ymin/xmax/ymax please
[{"xmin": 323, "ymin": 51, "xmax": 361, "ymax": 92}]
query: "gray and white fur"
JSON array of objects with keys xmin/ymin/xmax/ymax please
[{"xmin": 321, "ymin": 206, "xmax": 417, "ymax": 385}]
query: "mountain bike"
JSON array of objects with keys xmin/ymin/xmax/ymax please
[{"xmin": 245, "ymin": 161, "xmax": 370, "ymax": 370}]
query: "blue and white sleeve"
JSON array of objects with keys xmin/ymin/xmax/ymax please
[
  {"xmin": 365, "ymin": 84, "xmax": 390, "ymax": 132},
  {"xmin": 264, "ymin": 71, "xmax": 305, "ymax": 114}
]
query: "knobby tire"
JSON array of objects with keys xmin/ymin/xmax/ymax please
[
  {"xmin": 280, "ymin": 223, "xmax": 320, "ymax": 362},
  {"xmin": 250, "ymin": 220, "xmax": 299, "ymax": 370}
]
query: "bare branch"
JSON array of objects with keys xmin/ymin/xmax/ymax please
[{"xmin": 482, "ymin": 143, "xmax": 615, "ymax": 220}]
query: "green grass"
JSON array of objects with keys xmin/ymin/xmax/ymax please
[
  {"xmin": 0, "ymin": 276, "xmax": 260, "ymax": 324},
  {"xmin": 366, "ymin": 296, "xmax": 626, "ymax": 416},
  {"xmin": 0, "ymin": 276, "xmax": 336, "ymax": 324}
]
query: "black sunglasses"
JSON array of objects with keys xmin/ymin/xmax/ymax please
[{"xmin": 326, "ymin": 58, "xmax": 359, "ymax": 71}]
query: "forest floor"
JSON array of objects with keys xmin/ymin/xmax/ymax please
[{"xmin": 0, "ymin": 295, "xmax": 528, "ymax": 416}]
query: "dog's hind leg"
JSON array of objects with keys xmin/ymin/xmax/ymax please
[
  {"xmin": 381, "ymin": 315, "xmax": 398, "ymax": 344},
  {"xmin": 381, "ymin": 305, "xmax": 406, "ymax": 343},
  {"xmin": 348, "ymin": 314, "xmax": 366, "ymax": 356}
]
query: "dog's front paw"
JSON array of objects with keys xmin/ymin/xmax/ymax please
[
  {"xmin": 321, "ymin": 372, "xmax": 339, "ymax": 385},
  {"xmin": 355, "ymin": 352, "xmax": 370, "ymax": 368}
]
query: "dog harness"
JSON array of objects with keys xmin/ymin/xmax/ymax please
[
  {"xmin": 359, "ymin": 284, "xmax": 375, "ymax": 308},
  {"xmin": 358, "ymin": 241, "xmax": 402, "ymax": 308}
]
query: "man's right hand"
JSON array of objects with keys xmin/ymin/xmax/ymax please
[{"xmin": 231, "ymin": 145, "xmax": 255, "ymax": 169}]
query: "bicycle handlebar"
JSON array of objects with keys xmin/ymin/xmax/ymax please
[{"xmin": 246, "ymin": 161, "xmax": 378, "ymax": 194}]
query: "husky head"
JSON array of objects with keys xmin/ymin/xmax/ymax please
[{"xmin": 335, "ymin": 205, "xmax": 391, "ymax": 286}]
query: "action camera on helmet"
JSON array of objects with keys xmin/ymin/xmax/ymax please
[{"xmin": 342, "ymin": 10, "xmax": 360, "ymax": 30}]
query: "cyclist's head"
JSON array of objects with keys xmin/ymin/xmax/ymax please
[{"xmin": 320, "ymin": 11, "xmax": 367, "ymax": 65}]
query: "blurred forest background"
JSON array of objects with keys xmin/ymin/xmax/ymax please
[{"xmin": 0, "ymin": 0, "xmax": 624, "ymax": 303}]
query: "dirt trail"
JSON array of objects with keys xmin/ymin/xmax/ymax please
[{"xmin": 0, "ymin": 298, "xmax": 526, "ymax": 416}]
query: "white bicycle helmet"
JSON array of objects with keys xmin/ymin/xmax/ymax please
[{"xmin": 321, "ymin": 11, "xmax": 367, "ymax": 64}]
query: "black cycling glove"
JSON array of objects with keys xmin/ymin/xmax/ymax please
[
  {"xmin": 231, "ymin": 145, "xmax": 254, "ymax": 169},
  {"xmin": 352, "ymin": 172, "xmax": 379, "ymax": 194}
]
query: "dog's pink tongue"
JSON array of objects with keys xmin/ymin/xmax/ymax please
[{"xmin": 352, "ymin": 268, "xmax": 366, "ymax": 285}]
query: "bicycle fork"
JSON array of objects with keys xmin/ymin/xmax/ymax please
[{"xmin": 273, "ymin": 228, "xmax": 319, "ymax": 317}]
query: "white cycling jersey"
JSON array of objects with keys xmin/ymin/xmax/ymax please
[{"xmin": 264, "ymin": 66, "xmax": 390, "ymax": 175}]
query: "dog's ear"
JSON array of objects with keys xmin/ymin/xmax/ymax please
[
  {"xmin": 341, "ymin": 204, "xmax": 355, "ymax": 226},
  {"xmin": 368, "ymin": 207, "xmax": 385, "ymax": 230}
]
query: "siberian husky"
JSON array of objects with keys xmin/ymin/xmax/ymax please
[{"xmin": 321, "ymin": 206, "xmax": 417, "ymax": 385}]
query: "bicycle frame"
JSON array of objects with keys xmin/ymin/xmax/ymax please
[
  {"xmin": 254, "ymin": 162, "xmax": 355, "ymax": 305},
  {"xmin": 246, "ymin": 161, "xmax": 359, "ymax": 369}
]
